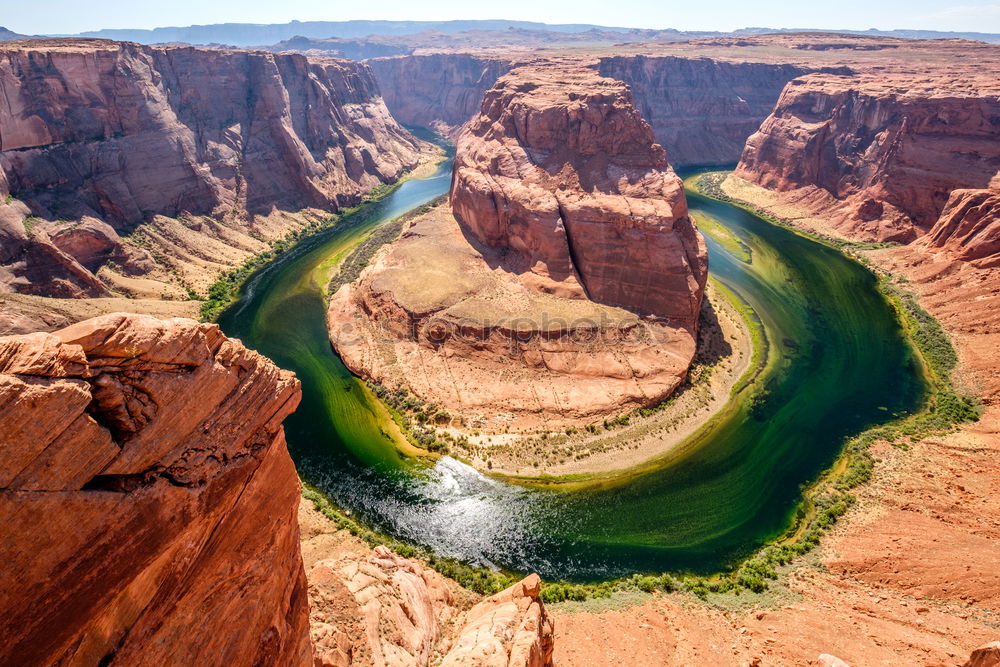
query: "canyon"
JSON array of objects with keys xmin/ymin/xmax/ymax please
[
  {"xmin": 328, "ymin": 62, "xmax": 708, "ymax": 431},
  {"xmin": 1, "ymin": 29, "xmax": 999, "ymax": 667},
  {"xmin": 0, "ymin": 39, "xmax": 432, "ymax": 330}
]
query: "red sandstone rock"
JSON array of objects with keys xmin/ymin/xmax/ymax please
[
  {"xmin": 597, "ymin": 56, "xmax": 824, "ymax": 166},
  {"xmin": 441, "ymin": 574, "xmax": 554, "ymax": 667},
  {"xmin": 331, "ymin": 63, "xmax": 707, "ymax": 429},
  {"xmin": 308, "ymin": 545, "xmax": 552, "ymax": 667},
  {"xmin": 310, "ymin": 546, "xmax": 457, "ymax": 666},
  {"xmin": 735, "ymin": 73, "xmax": 1000, "ymax": 242},
  {"xmin": 369, "ymin": 54, "xmax": 513, "ymax": 136},
  {"xmin": 964, "ymin": 642, "xmax": 1000, "ymax": 667},
  {"xmin": 450, "ymin": 63, "xmax": 707, "ymax": 328},
  {"xmin": 923, "ymin": 189, "xmax": 1000, "ymax": 265},
  {"xmin": 0, "ymin": 313, "xmax": 311, "ymax": 666},
  {"xmin": 328, "ymin": 204, "xmax": 698, "ymax": 430},
  {"xmin": 0, "ymin": 39, "xmax": 427, "ymax": 297}
]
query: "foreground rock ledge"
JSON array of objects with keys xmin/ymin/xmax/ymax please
[{"xmin": 0, "ymin": 313, "xmax": 310, "ymax": 666}]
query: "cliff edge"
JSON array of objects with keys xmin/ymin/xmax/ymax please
[{"xmin": 0, "ymin": 313, "xmax": 310, "ymax": 666}]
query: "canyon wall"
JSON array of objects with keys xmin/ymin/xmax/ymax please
[
  {"xmin": 0, "ymin": 313, "xmax": 311, "ymax": 666},
  {"xmin": 0, "ymin": 39, "xmax": 428, "ymax": 300},
  {"xmin": 367, "ymin": 53, "xmax": 512, "ymax": 134},
  {"xmin": 597, "ymin": 55, "xmax": 823, "ymax": 166},
  {"xmin": 734, "ymin": 73, "xmax": 1000, "ymax": 242},
  {"xmin": 450, "ymin": 64, "xmax": 707, "ymax": 327},
  {"xmin": 368, "ymin": 51, "xmax": 829, "ymax": 168}
]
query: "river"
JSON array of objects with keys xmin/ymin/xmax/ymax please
[{"xmin": 218, "ymin": 158, "xmax": 924, "ymax": 581}]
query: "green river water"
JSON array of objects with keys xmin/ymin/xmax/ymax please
[{"xmin": 218, "ymin": 159, "xmax": 925, "ymax": 581}]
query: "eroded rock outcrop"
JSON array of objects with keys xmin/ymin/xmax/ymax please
[
  {"xmin": 964, "ymin": 642, "xmax": 1000, "ymax": 667},
  {"xmin": 0, "ymin": 39, "xmax": 428, "ymax": 299},
  {"xmin": 330, "ymin": 63, "xmax": 707, "ymax": 430},
  {"xmin": 922, "ymin": 188, "xmax": 1000, "ymax": 265},
  {"xmin": 0, "ymin": 313, "xmax": 310, "ymax": 666},
  {"xmin": 308, "ymin": 545, "xmax": 553, "ymax": 666},
  {"xmin": 735, "ymin": 73, "xmax": 1000, "ymax": 242},
  {"xmin": 441, "ymin": 574, "xmax": 554, "ymax": 667}
]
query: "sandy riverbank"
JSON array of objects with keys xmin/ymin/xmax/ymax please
[{"xmin": 449, "ymin": 280, "xmax": 754, "ymax": 478}]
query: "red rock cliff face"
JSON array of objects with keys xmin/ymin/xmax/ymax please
[
  {"xmin": 0, "ymin": 39, "xmax": 426, "ymax": 297},
  {"xmin": 735, "ymin": 73, "xmax": 1000, "ymax": 241},
  {"xmin": 367, "ymin": 53, "xmax": 512, "ymax": 135},
  {"xmin": 0, "ymin": 313, "xmax": 311, "ymax": 666},
  {"xmin": 597, "ymin": 55, "xmax": 825, "ymax": 166},
  {"xmin": 922, "ymin": 188, "xmax": 1000, "ymax": 265},
  {"xmin": 450, "ymin": 63, "xmax": 707, "ymax": 328}
]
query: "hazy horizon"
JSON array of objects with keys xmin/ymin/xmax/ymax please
[{"xmin": 6, "ymin": 0, "xmax": 1000, "ymax": 37}]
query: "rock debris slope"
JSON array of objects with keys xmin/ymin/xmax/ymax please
[{"xmin": 308, "ymin": 545, "xmax": 554, "ymax": 666}]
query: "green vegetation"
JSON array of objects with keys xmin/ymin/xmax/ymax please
[
  {"xmin": 368, "ymin": 381, "xmax": 468, "ymax": 454},
  {"xmin": 327, "ymin": 195, "xmax": 446, "ymax": 298},
  {"xmin": 199, "ymin": 179, "xmax": 415, "ymax": 322},
  {"xmin": 4, "ymin": 193, "xmax": 13, "ymax": 205},
  {"xmin": 694, "ymin": 212, "xmax": 752, "ymax": 262},
  {"xmin": 22, "ymin": 216, "xmax": 40, "ymax": 237},
  {"xmin": 200, "ymin": 220, "xmax": 331, "ymax": 322}
]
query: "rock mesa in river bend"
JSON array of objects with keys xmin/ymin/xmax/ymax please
[
  {"xmin": 330, "ymin": 63, "xmax": 707, "ymax": 429},
  {"xmin": 450, "ymin": 64, "xmax": 708, "ymax": 326}
]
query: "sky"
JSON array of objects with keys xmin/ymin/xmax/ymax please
[{"xmin": 6, "ymin": 0, "xmax": 1000, "ymax": 36}]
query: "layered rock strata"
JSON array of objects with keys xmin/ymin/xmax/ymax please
[
  {"xmin": 0, "ymin": 39, "xmax": 428, "ymax": 301},
  {"xmin": 0, "ymin": 313, "xmax": 310, "ymax": 666},
  {"xmin": 597, "ymin": 55, "xmax": 825, "ymax": 166},
  {"xmin": 367, "ymin": 54, "xmax": 512, "ymax": 135},
  {"xmin": 450, "ymin": 64, "xmax": 707, "ymax": 327},
  {"xmin": 308, "ymin": 544, "xmax": 554, "ymax": 666},
  {"xmin": 330, "ymin": 64, "xmax": 707, "ymax": 429},
  {"xmin": 735, "ymin": 73, "xmax": 1000, "ymax": 242}
]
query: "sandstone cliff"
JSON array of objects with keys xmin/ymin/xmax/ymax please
[
  {"xmin": 735, "ymin": 73, "xmax": 1000, "ymax": 242},
  {"xmin": 330, "ymin": 63, "xmax": 707, "ymax": 430},
  {"xmin": 450, "ymin": 64, "xmax": 707, "ymax": 326},
  {"xmin": 367, "ymin": 54, "xmax": 512, "ymax": 135},
  {"xmin": 0, "ymin": 39, "xmax": 429, "ymax": 301},
  {"xmin": 0, "ymin": 313, "xmax": 310, "ymax": 666},
  {"xmin": 597, "ymin": 55, "xmax": 822, "ymax": 166}
]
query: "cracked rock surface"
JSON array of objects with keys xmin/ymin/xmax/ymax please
[{"xmin": 0, "ymin": 312, "xmax": 311, "ymax": 666}]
